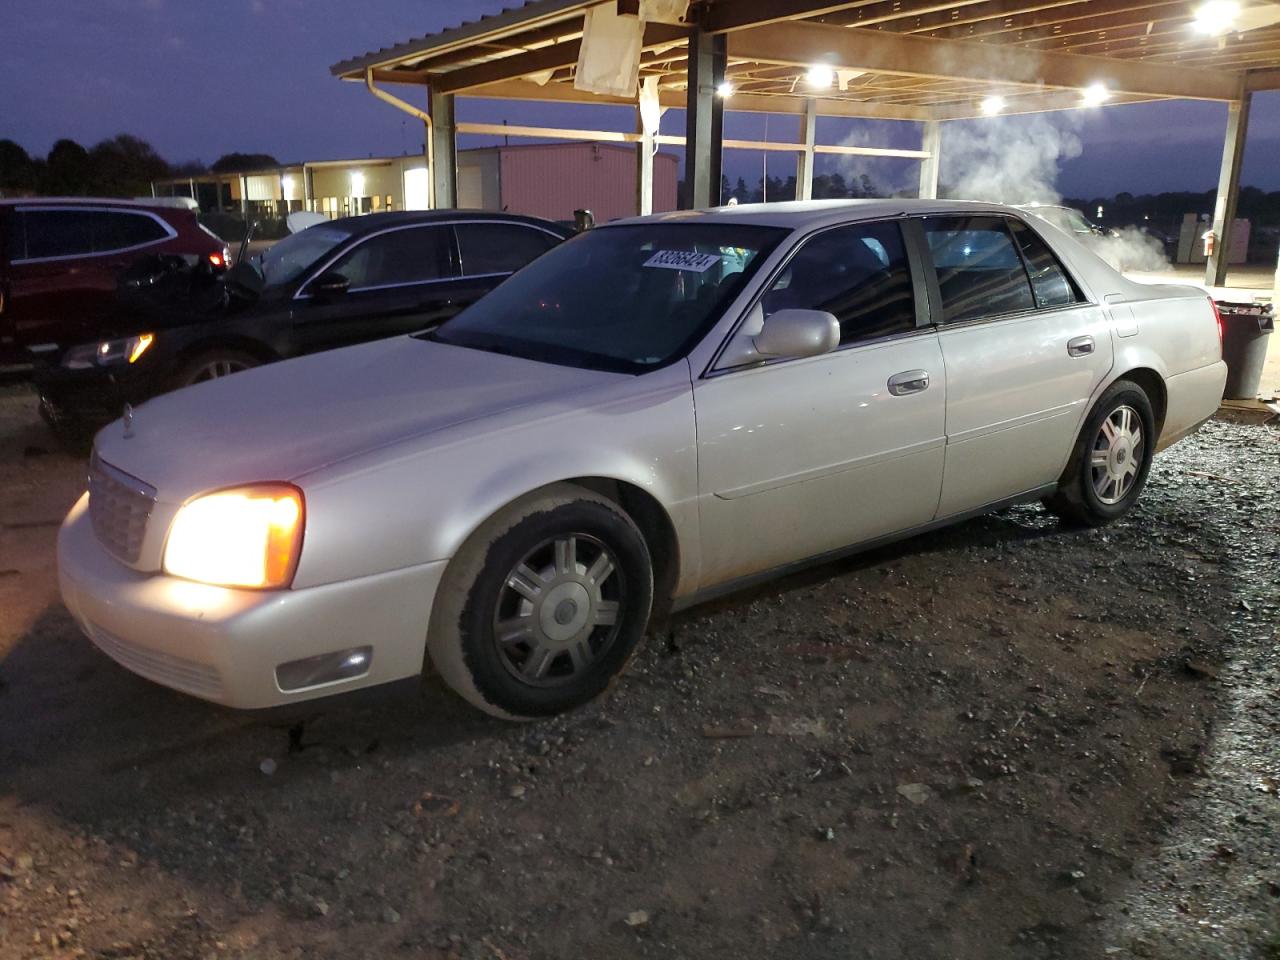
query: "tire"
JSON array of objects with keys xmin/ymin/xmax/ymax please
[
  {"xmin": 170, "ymin": 348, "xmax": 260, "ymax": 390},
  {"xmin": 427, "ymin": 484, "xmax": 654, "ymax": 720},
  {"xmin": 1043, "ymin": 378, "xmax": 1156, "ymax": 527}
]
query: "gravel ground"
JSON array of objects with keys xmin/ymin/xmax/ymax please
[{"xmin": 0, "ymin": 385, "xmax": 1277, "ymax": 960}]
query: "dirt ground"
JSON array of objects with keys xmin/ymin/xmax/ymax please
[{"xmin": 0, "ymin": 383, "xmax": 1277, "ymax": 960}]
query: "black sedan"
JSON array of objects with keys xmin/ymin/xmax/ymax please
[{"xmin": 34, "ymin": 210, "xmax": 572, "ymax": 430}]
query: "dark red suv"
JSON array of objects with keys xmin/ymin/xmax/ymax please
[{"xmin": 0, "ymin": 199, "xmax": 229, "ymax": 375}]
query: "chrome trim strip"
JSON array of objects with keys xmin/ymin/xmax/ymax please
[{"xmin": 90, "ymin": 453, "xmax": 157, "ymax": 501}]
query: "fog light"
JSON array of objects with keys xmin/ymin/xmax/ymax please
[{"xmin": 275, "ymin": 646, "xmax": 373, "ymax": 692}]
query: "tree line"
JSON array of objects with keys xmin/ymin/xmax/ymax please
[
  {"xmin": 1064, "ymin": 187, "xmax": 1280, "ymax": 229},
  {"xmin": 0, "ymin": 135, "xmax": 278, "ymax": 198}
]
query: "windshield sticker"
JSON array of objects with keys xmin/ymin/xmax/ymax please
[{"xmin": 643, "ymin": 250, "xmax": 721, "ymax": 273}]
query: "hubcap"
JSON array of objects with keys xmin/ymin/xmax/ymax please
[
  {"xmin": 1091, "ymin": 404, "xmax": 1144, "ymax": 505},
  {"xmin": 494, "ymin": 534, "xmax": 624, "ymax": 687}
]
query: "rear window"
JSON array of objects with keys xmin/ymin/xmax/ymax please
[
  {"xmin": 91, "ymin": 211, "xmax": 170, "ymax": 251},
  {"xmin": 21, "ymin": 210, "xmax": 96, "ymax": 259},
  {"xmin": 13, "ymin": 209, "xmax": 172, "ymax": 260},
  {"xmin": 1008, "ymin": 218, "xmax": 1080, "ymax": 309},
  {"xmin": 924, "ymin": 216, "xmax": 1035, "ymax": 323}
]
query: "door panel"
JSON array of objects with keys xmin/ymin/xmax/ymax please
[
  {"xmin": 935, "ymin": 307, "xmax": 1113, "ymax": 516},
  {"xmin": 923, "ymin": 216, "xmax": 1114, "ymax": 517},
  {"xmin": 695, "ymin": 333, "xmax": 947, "ymax": 589},
  {"xmin": 293, "ymin": 224, "xmax": 456, "ymax": 352}
]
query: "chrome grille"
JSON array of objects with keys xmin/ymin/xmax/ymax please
[{"xmin": 88, "ymin": 454, "xmax": 156, "ymax": 564}]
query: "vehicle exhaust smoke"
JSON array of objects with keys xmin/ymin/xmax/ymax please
[
  {"xmin": 939, "ymin": 114, "xmax": 1170, "ymax": 271},
  {"xmin": 940, "ymin": 114, "xmax": 1082, "ymax": 204}
]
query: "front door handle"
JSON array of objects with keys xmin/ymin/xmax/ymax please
[
  {"xmin": 1067, "ymin": 335, "xmax": 1095, "ymax": 357},
  {"xmin": 888, "ymin": 369, "xmax": 930, "ymax": 396}
]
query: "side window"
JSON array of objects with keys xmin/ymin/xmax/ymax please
[
  {"xmin": 91, "ymin": 211, "xmax": 169, "ymax": 252},
  {"xmin": 923, "ymin": 216, "xmax": 1035, "ymax": 323},
  {"xmin": 20, "ymin": 210, "xmax": 95, "ymax": 260},
  {"xmin": 760, "ymin": 221, "xmax": 917, "ymax": 344},
  {"xmin": 455, "ymin": 222, "xmax": 558, "ymax": 277},
  {"xmin": 326, "ymin": 226, "xmax": 451, "ymax": 290},
  {"xmin": 1008, "ymin": 219, "xmax": 1079, "ymax": 309},
  {"xmin": 4, "ymin": 213, "xmax": 25, "ymax": 262}
]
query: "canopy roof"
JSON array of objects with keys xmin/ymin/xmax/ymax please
[{"xmin": 332, "ymin": 0, "xmax": 1280, "ymax": 121}]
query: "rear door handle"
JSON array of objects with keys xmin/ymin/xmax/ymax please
[
  {"xmin": 888, "ymin": 369, "xmax": 930, "ymax": 396},
  {"xmin": 1067, "ymin": 335, "xmax": 1095, "ymax": 357}
]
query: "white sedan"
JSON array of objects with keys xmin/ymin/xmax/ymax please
[{"xmin": 58, "ymin": 200, "xmax": 1227, "ymax": 719}]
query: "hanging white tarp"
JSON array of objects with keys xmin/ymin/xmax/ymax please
[
  {"xmin": 574, "ymin": 3, "xmax": 644, "ymax": 98},
  {"xmin": 639, "ymin": 0, "xmax": 689, "ymax": 25}
]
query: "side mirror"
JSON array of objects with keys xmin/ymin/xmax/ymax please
[
  {"xmin": 752, "ymin": 308, "xmax": 840, "ymax": 360},
  {"xmin": 309, "ymin": 272, "xmax": 350, "ymax": 298}
]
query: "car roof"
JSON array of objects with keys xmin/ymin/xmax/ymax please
[
  {"xmin": 0, "ymin": 197, "xmax": 187, "ymax": 211},
  {"xmin": 325, "ymin": 209, "xmax": 571, "ymax": 237},
  {"xmin": 608, "ymin": 198, "xmax": 1034, "ymax": 231}
]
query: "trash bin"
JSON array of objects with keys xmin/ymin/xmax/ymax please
[{"xmin": 1218, "ymin": 301, "xmax": 1274, "ymax": 400}]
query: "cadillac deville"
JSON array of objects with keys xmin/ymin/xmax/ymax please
[{"xmin": 57, "ymin": 200, "xmax": 1227, "ymax": 719}]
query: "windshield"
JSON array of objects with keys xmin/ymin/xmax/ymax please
[
  {"xmin": 430, "ymin": 222, "xmax": 786, "ymax": 373},
  {"xmin": 259, "ymin": 224, "xmax": 355, "ymax": 287}
]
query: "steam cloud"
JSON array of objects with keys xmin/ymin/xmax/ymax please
[
  {"xmin": 940, "ymin": 114, "xmax": 1083, "ymax": 204},
  {"xmin": 939, "ymin": 114, "xmax": 1169, "ymax": 272}
]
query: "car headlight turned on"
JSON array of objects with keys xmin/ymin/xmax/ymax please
[
  {"xmin": 163, "ymin": 485, "xmax": 304, "ymax": 589},
  {"xmin": 63, "ymin": 333, "xmax": 155, "ymax": 369}
]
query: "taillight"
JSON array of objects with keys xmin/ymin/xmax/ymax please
[
  {"xmin": 209, "ymin": 251, "xmax": 225, "ymax": 268},
  {"xmin": 1209, "ymin": 296, "xmax": 1224, "ymax": 352}
]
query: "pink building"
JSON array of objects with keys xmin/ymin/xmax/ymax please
[{"xmin": 458, "ymin": 141, "xmax": 679, "ymax": 223}]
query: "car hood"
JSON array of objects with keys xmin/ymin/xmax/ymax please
[{"xmin": 93, "ymin": 336, "xmax": 624, "ymax": 500}]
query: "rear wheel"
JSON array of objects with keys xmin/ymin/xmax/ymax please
[
  {"xmin": 427, "ymin": 484, "xmax": 653, "ymax": 719},
  {"xmin": 1043, "ymin": 378, "xmax": 1156, "ymax": 526},
  {"xmin": 171, "ymin": 348, "xmax": 260, "ymax": 389}
]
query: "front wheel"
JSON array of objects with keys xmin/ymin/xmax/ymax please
[
  {"xmin": 170, "ymin": 348, "xmax": 260, "ymax": 390},
  {"xmin": 427, "ymin": 485, "xmax": 653, "ymax": 719},
  {"xmin": 1043, "ymin": 379, "xmax": 1156, "ymax": 527}
]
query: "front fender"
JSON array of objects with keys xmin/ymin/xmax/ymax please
[{"xmin": 291, "ymin": 365, "xmax": 699, "ymax": 591}]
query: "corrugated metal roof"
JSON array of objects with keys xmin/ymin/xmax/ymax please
[{"xmin": 330, "ymin": 0, "xmax": 593, "ymax": 78}]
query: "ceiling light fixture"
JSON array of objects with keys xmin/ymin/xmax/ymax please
[
  {"xmin": 716, "ymin": 80, "xmax": 735, "ymax": 98},
  {"xmin": 980, "ymin": 95, "xmax": 1006, "ymax": 116},
  {"xmin": 1080, "ymin": 82, "xmax": 1111, "ymax": 107},
  {"xmin": 805, "ymin": 64, "xmax": 835, "ymax": 88},
  {"xmin": 1191, "ymin": 0, "xmax": 1241, "ymax": 35}
]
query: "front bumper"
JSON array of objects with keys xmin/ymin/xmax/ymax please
[
  {"xmin": 35, "ymin": 361, "xmax": 159, "ymax": 426},
  {"xmin": 57, "ymin": 494, "xmax": 447, "ymax": 709}
]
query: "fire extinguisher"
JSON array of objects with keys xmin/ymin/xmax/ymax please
[{"xmin": 1202, "ymin": 229, "xmax": 1216, "ymax": 258}]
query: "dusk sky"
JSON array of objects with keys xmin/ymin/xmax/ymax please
[{"xmin": 3, "ymin": 0, "xmax": 1278, "ymax": 201}]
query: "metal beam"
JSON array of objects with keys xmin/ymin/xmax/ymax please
[
  {"xmin": 920, "ymin": 0, "xmax": 1177, "ymax": 40},
  {"xmin": 1245, "ymin": 67, "xmax": 1280, "ymax": 90},
  {"xmin": 637, "ymin": 109, "xmax": 655, "ymax": 215},
  {"xmin": 458, "ymin": 78, "xmax": 932, "ymax": 119},
  {"xmin": 705, "ymin": 0, "xmax": 882, "ymax": 33},
  {"xmin": 436, "ymin": 22, "xmax": 688, "ymax": 93},
  {"xmin": 684, "ymin": 29, "xmax": 725, "ymax": 208},
  {"xmin": 430, "ymin": 88, "xmax": 457, "ymax": 209},
  {"xmin": 1206, "ymin": 95, "xmax": 1251, "ymax": 287},
  {"xmin": 931, "ymin": 88, "xmax": 1165, "ymax": 119},
  {"xmin": 726, "ymin": 19, "xmax": 1245, "ymax": 101},
  {"xmin": 797, "ymin": 98, "xmax": 818, "ymax": 200},
  {"xmin": 331, "ymin": 0, "xmax": 595, "ymax": 77},
  {"xmin": 454, "ymin": 122, "xmax": 926, "ymax": 159},
  {"xmin": 918, "ymin": 119, "xmax": 941, "ymax": 198}
]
